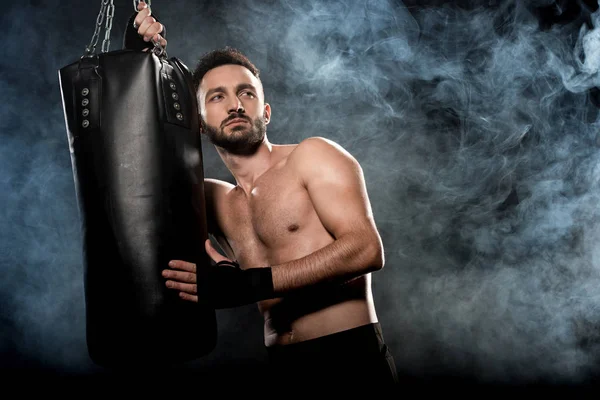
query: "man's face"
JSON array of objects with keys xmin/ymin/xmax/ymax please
[{"xmin": 198, "ymin": 64, "xmax": 271, "ymax": 155}]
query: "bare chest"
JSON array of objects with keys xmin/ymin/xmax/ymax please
[{"xmin": 218, "ymin": 167, "xmax": 317, "ymax": 265}]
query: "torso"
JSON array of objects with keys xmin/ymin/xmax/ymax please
[{"xmin": 206, "ymin": 143, "xmax": 378, "ymax": 347}]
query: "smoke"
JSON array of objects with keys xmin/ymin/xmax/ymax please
[
  {"xmin": 0, "ymin": 2, "xmax": 92, "ymax": 374},
  {"xmin": 3, "ymin": 0, "xmax": 600, "ymax": 385}
]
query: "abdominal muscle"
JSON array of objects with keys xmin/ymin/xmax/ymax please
[
  {"xmin": 259, "ymin": 274, "xmax": 379, "ymax": 347},
  {"xmin": 246, "ymin": 218, "xmax": 379, "ymax": 347}
]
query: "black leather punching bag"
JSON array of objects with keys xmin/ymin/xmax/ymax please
[{"xmin": 57, "ymin": 1, "xmax": 217, "ymax": 368}]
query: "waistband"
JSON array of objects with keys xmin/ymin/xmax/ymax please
[{"xmin": 266, "ymin": 322, "xmax": 385, "ymax": 358}]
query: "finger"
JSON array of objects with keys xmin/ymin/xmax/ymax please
[
  {"xmin": 141, "ymin": 35, "xmax": 166, "ymax": 53},
  {"xmin": 138, "ymin": 16, "xmax": 157, "ymax": 41},
  {"xmin": 137, "ymin": 1, "xmax": 148, "ymax": 12},
  {"xmin": 162, "ymin": 269, "xmax": 196, "ymax": 284},
  {"xmin": 205, "ymin": 239, "xmax": 228, "ymax": 263},
  {"xmin": 165, "ymin": 280, "xmax": 197, "ymax": 294},
  {"xmin": 153, "ymin": 34, "xmax": 167, "ymax": 49},
  {"xmin": 134, "ymin": 5, "xmax": 150, "ymax": 29},
  {"xmin": 179, "ymin": 292, "xmax": 198, "ymax": 303},
  {"xmin": 145, "ymin": 22, "xmax": 164, "ymax": 41},
  {"xmin": 167, "ymin": 260, "xmax": 197, "ymax": 273}
]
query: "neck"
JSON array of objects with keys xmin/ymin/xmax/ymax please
[{"xmin": 216, "ymin": 139, "xmax": 274, "ymax": 194}]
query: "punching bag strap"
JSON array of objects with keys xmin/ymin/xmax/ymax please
[
  {"xmin": 73, "ymin": 56, "xmax": 102, "ymax": 135},
  {"xmin": 73, "ymin": 0, "xmax": 116, "ymax": 137}
]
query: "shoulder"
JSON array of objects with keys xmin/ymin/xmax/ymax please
[
  {"xmin": 290, "ymin": 136, "xmax": 358, "ymax": 163},
  {"xmin": 288, "ymin": 136, "xmax": 362, "ymax": 173},
  {"xmin": 205, "ymin": 178, "xmax": 235, "ymax": 189},
  {"xmin": 205, "ymin": 178, "xmax": 235, "ymax": 200}
]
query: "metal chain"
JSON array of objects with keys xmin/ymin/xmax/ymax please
[
  {"xmin": 101, "ymin": 0, "xmax": 115, "ymax": 53},
  {"xmin": 133, "ymin": 0, "xmax": 151, "ymax": 12},
  {"xmin": 83, "ymin": 0, "xmax": 109, "ymax": 56}
]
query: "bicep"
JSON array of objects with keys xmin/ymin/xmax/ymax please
[
  {"xmin": 299, "ymin": 139, "xmax": 377, "ymax": 238},
  {"xmin": 203, "ymin": 179, "xmax": 219, "ymax": 236},
  {"xmin": 213, "ymin": 235, "xmax": 236, "ymax": 260},
  {"xmin": 204, "ymin": 178, "xmax": 237, "ymax": 261}
]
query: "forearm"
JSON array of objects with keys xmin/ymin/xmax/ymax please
[
  {"xmin": 270, "ymin": 230, "xmax": 384, "ymax": 294},
  {"xmin": 192, "ymin": 227, "xmax": 383, "ymax": 309}
]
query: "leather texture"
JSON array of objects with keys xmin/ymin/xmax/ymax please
[{"xmin": 58, "ymin": 49, "xmax": 217, "ymax": 368}]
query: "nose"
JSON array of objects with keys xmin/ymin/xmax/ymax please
[{"xmin": 228, "ymin": 97, "xmax": 245, "ymax": 114}]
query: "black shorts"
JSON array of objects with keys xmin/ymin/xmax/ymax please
[{"xmin": 265, "ymin": 323, "xmax": 398, "ymax": 386}]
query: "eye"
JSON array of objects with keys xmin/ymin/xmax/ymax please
[
  {"xmin": 240, "ymin": 91, "xmax": 255, "ymax": 98},
  {"xmin": 209, "ymin": 94, "xmax": 223, "ymax": 102}
]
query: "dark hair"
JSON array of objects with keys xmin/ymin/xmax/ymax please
[{"xmin": 192, "ymin": 46, "xmax": 260, "ymax": 93}]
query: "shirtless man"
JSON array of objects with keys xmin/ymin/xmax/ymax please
[{"xmin": 131, "ymin": 2, "xmax": 398, "ymax": 385}]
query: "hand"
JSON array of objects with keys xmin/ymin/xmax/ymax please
[
  {"xmin": 162, "ymin": 258, "xmax": 198, "ymax": 303},
  {"xmin": 161, "ymin": 239, "xmax": 231, "ymax": 303},
  {"xmin": 134, "ymin": 1, "xmax": 167, "ymax": 49},
  {"xmin": 163, "ymin": 240, "xmax": 276, "ymax": 309}
]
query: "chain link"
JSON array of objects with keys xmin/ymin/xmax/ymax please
[
  {"xmin": 133, "ymin": 0, "xmax": 151, "ymax": 12},
  {"xmin": 83, "ymin": 0, "xmax": 114, "ymax": 56},
  {"xmin": 83, "ymin": 0, "xmax": 108, "ymax": 56},
  {"xmin": 101, "ymin": 1, "xmax": 115, "ymax": 53}
]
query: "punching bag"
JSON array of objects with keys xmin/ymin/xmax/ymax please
[{"xmin": 57, "ymin": 0, "xmax": 217, "ymax": 368}]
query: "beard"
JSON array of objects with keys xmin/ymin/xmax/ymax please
[{"xmin": 202, "ymin": 113, "xmax": 267, "ymax": 156}]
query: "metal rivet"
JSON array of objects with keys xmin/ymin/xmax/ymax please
[
  {"xmin": 81, "ymin": 98, "xmax": 89, "ymax": 106},
  {"xmin": 169, "ymin": 82, "xmax": 176, "ymax": 90},
  {"xmin": 173, "ymin": 102, "xmax": 181, "ymax": 110},
  {"xmin": 82, "ymin": 120, "xmax": 89, "ymax": 128},
  {"xmin": 176, "ymin": 113, "xmax": 183, "ymax": 121},
  {"xmin": 82, "ymin": 109, "xmax": 89, "ymax": 117},
  {"xmin": 171, "ymin": 92, "xmax": 179, "ymax": 100},
  {"xmin": 81, "ymin": 88, "xmax": 89, "ymax": 96}
]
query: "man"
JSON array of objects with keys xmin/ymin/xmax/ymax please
[{"xmin": 130, "ymin": 1, "xmax": 398, "ymax": 385}]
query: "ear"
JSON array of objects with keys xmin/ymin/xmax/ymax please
[
  {"xmin": 199, "ymin": 115, "xmax": 206, "ymax": 133},
  {"xmin": 264, "ymin": 103, "xmax": 271, "ymax": 125}
]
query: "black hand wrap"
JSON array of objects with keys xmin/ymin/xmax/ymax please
[{"xmin": 201, "ymin": 260, "xmax": 275, "ymax": 309}]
